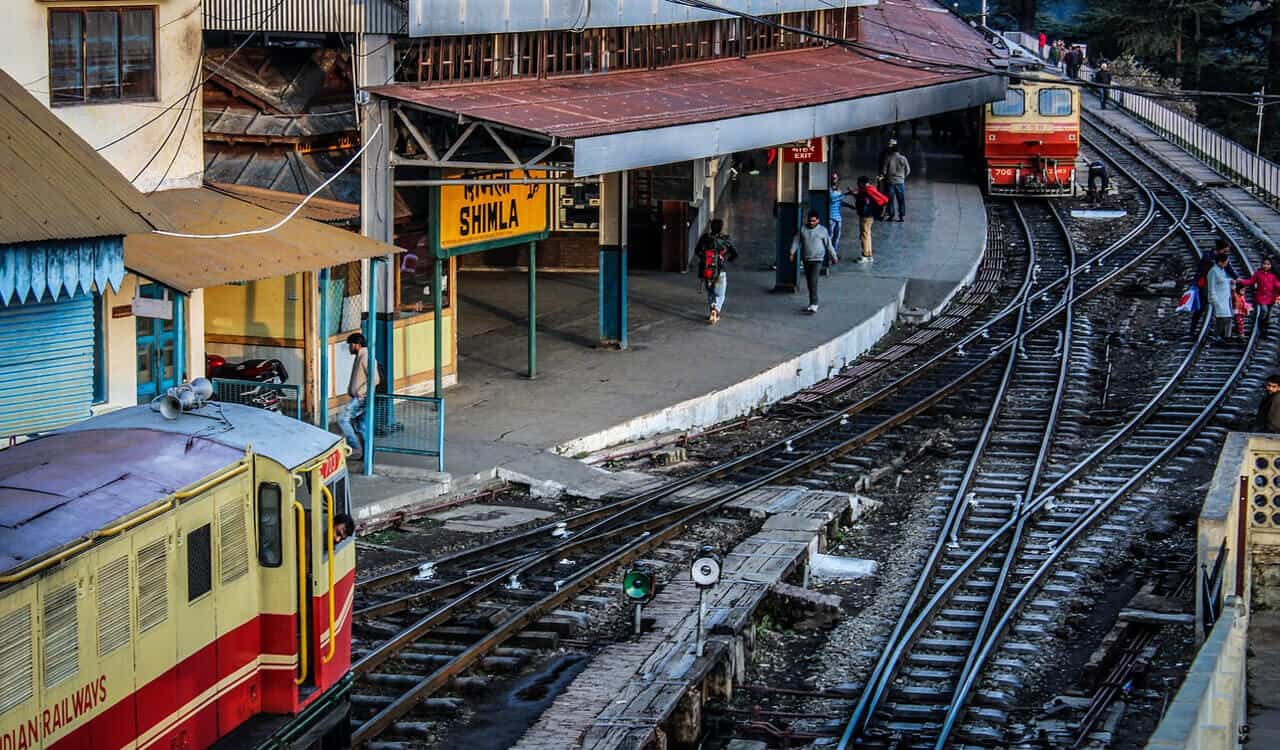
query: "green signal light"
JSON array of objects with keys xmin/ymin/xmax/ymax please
[{"xmin": 622, "ymin": 564, "xmax": 655, "ymax": 601}]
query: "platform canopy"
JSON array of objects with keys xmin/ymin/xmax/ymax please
[
  {"xmin": 372, "ymin": 0, "xmax": 1006, "ymax": 176},
  {"xmin": 125, "ymin": 186, "xmax": 397, "ymax": 292}
]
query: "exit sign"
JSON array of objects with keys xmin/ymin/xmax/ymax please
[{"xmin": 783, "ymin": 139, "xmax": 824, "ymax": 163}]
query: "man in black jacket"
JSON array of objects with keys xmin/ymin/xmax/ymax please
[
  {"xmin": 1094, "ymin": 62, "xmax": 1113, "ymax": 109},
  {"xmin": 1256, "ymin": 374, "xmax": 1280, "ymax": 432}
]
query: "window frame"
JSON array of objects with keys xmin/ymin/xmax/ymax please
[
  {"xmin": 257, "ymin": 482, "xmax": 284, "ymax": 568},
  {"xmin": 990, "ymin": 88, "xmax": 1025, "ymax": 117},
  {"xmin": 186, "ymin": 524, "xmax": 213, "ymax": 603},
  {"xmin": 47, "ymin": 6, "xmax": 159, "ymax": 108},
  {"xmin": 1037, "ymin": 87, "xmax": 1074, "ymax": 117}
]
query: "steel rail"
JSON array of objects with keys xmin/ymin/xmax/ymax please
[
  {"xmin": 926, "ymin": 115, "xmax": 1260, "ymax": 748},
  {"xmin": 842, "ymin": 142, "xmax": 1188, "ymax": 746}
]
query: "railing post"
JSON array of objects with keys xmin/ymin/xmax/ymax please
[{"xmin": 363, "ymin": 258, "xmax": 381, "ymax": 477}]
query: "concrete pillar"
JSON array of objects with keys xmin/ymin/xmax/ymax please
[
  {"xmin": 773, "ymin": 157, "xmax": 802, "ymax": 292},
  {"xmin": 598, "ymin": 171, "xmax": 628, "ymax": 348},
  {"xmin": 669, "ymin": 685, "xmax": 702, "ymax": 748},
  {"xmin": 705, "ymin": 658, "xmax": 733, "ymax": 703}
]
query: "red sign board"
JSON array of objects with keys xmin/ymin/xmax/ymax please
[
  {"xmin": 319, "ymin": 450, "xmax": 343, "ymax": 480},
  {"xmin": 783, "ymin": 139, "xmax": 824, "ymax": 163}
]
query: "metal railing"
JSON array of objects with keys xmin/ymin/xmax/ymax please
[
  {"xmin": 373, "ymin": 393, "xmax": 444, "ymax": 472},
  {"xmin": 1201, "ymin": 537, "xmax": 1229, "ymax": 631},
  {"xmin": 211, "ymin": 378, "xmax": 303, "ymax": 421},
  {"xmin": 1112, "ymin": 89, "xmax": 1280, "ymax": 210}
]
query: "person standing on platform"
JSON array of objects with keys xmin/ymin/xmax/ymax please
[
  {"xmin": 790, "ymin": 210, "xmax": 838, "ymax": 314},
  {"xmin": 692, "ymin": 218, "xmax": 738, "ymax": 325},
  {"xmin": 881, "ymin": 143, "xmax": 910, "ymax": 222},
  {"xmin": 877, "ymin": 137, "xmax": 897, "ymax": 193},
  {"xmin": 1038, "ymin": 31, "xmax": 1047, "ymax": 59},
  {"xmin": 853, "ymin": 176, "xmax": 883, "ymax": 264},
  {"xmin": 1048, "ymin": 41, "xmax": 1062, "ymax": 70},
  {"xmin": 1206, "ymin": 253, "xmax": 1236, "ymax": 343},
  {"xmin": 824, "ymin": 172, "xmax": 846, "ymax": 276},
  {"xmin": 338, "ymin": 332, "xmax": 380, "ymax": 461},
  {"xmin": 1094, "ymin": 62, "xmax": 1113, "ymax": 108}
]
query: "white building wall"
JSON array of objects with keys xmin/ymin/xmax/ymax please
[{"xmin": 2, "ymin": 1, "xmax": 204, "ymax": 192}]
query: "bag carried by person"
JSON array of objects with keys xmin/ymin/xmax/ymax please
[
  {"xmin": 697, "ymin": 236, "xmax": 724, "ymax": 283},
  {"xmin": 1175, "ymin": 285, "xmax": 1200, "ymax": 314}
]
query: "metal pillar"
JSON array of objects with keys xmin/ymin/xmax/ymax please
[
  {"xmin": 433, "ymin": 258, "xmax": 444, "ymax": 398},
  {"xmin": 527, "ymin": 241, "xmax": 537, "ymax": 379},
  {"xmin": 599, "ymin": 171, "xmax": 629, "ymax": 348},
  {"xmin": 174, "ymin": 293, "xmax": 186, "ymax": 383},
  {"xmin": 362, "ymin": 258, "xmax": 380, "ymax": 477},
  {"xmin": 318, "ymin": 267, "xmax": 330, "ymax": 428}
]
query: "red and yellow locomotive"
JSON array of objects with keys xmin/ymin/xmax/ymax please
[
  {"xmin": 0, "ymin": 401, "xmax": 355, "ymax": 749},
  {"xmin": 984, "ymin": 79, "xmax": 1081, "ymax": 196}
]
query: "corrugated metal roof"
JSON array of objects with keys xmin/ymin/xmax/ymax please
[
  {"xmin": 0, "ymin": 70, "xmax": 171, "ymax": 244},
  {"xmin": 126, "ymin": 187, "xmax": 395, "ymax": 292},
  {"xmin": 204, "ymin": 0, "xmax": 406, "ymax": 34},
  {"xmin": 206, "ymin": 182, "xmax": 360, "ymax": 224},
  {"xmin": 372, "ymin": 0, "xmax": 998, "ymax": 141}
]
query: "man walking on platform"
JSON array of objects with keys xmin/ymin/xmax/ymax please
[
  {"xmin": 790, "ymin": 210, "xmax": 838, "ymax": 314},
  {"xmin": 338, "ymin": 332, "xmax": 380, "ymax": 461},
  {"xmin": 881, "ymin": 142, "xmax": 910, "ymax": 222},
  {"xmin": 692, "ymin": 218, "xmax": 738, "ymax": 324}
]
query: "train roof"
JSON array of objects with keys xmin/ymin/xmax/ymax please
[{"xmin": 0, "ymin": 403, "xmax": 340, "ymax": 578}]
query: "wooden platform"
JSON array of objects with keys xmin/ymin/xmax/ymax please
[{"xmin": 511, "ymin": 487, "xmax": 870, "ymax": 750}]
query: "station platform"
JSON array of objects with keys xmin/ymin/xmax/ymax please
[{"xmin": 352, "ymin": 134, "xmax": 986, "ymax": 521}]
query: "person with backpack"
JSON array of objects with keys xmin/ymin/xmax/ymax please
[
  {"xmin": 790, "ymin": 210, "xmax": 838, "ymax": 313},
  {"xmin": 851, "ymin": 176, "xmax": 886, "ymax": 263},
  {"xmin": 339, "ymin": 331, "xmax": 381, "ymax": 461},
  {"xmin": 692, "ymin": 218, "xmax": 738, "ymax": 324}
]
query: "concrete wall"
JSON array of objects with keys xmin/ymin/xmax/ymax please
[
  {"xmin": 94, "ymin": 275, "xmax": 206, "ymax": 414},
  {"xmin": 3, "ymin": 0, "xmax": 204, "ymax": 192},
  {"xmin": 1145, "ymin": 604, "xmax": 1247, "ymax": 750},
  {"xmin": 205, "ymin": 276, "xmax": 305, "ymax": 342}
]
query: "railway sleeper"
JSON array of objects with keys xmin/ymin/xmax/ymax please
[{"xmin": 351, "ymin": 695, "xmax": 464, "ymax": 715}]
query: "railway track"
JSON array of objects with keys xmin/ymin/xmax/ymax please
[
  {"xmin": 834, "ymin": 114, "xmax": 1262, "ymax": 749},
  {"xmin": 345, "ymin": 114, "xmax": 1250, "ymax": 748}
]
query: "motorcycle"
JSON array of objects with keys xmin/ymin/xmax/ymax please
[{"xmin": 205, "ymin": 355, "xmax": 290, "ymax": 413}]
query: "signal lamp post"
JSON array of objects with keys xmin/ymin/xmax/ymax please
[{"xmin": 622, "ymin": 563, "xmax": 655, "ymax": 636}]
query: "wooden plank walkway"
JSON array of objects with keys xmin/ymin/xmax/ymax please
[{"xmin": 511, "ymin": 487, "xmax": 865, "ymax": 750}]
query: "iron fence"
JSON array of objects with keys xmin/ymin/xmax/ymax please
[
  {"xmin": 211, "ymin": 378, "xmax": 303, "ymax": 421},
  {"xmin": 1114, "ymin": 89, "xmax": 1280, "ymax": 210},
  {"xmin": 373, "ymin": 393, "xmax": 444, "ymax": 472}
]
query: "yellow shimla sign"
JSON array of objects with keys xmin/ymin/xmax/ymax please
[{"xmin": 439, "ymin": 170, "xmax": 548, "ymax": 250}]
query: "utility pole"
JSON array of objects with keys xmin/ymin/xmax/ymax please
[
  {"xmin": 1257, "ymin": 86, "xmax": 1267, "ymax": 156},
  {"xmin": 981, "ymin": 0, "xmax": 988, "ymax": 27}
]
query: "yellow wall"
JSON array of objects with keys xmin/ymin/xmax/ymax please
[
  {"xmin": 205, "ymin": 276, "xmax": 304, "ymax": 343},
  {"xmin": 2, "ymin": 1, "xmax": 204, "ymax": 192},
  {"xmin": 395, "ymin": 314, "xmax": 455, "ymax": 381}
]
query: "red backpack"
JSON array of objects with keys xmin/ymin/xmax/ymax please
[{"xmin": 698, "ymin": 237, "xmax": 724, "ymax": 282}]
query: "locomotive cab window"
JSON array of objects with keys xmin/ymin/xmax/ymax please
[
  {"xmin": 991, "ymin": 88, "xmax": 1025, "ymax": 117},
  {"xmin": 257, "ymin": 482, "xmax": 283, "ymax": 567},
  {"xmin": 1038, "ymin": 88, "xmax": 1073, "ymax": 116},
  {"xmin": 323, "ymin": 473, "xmax": 352, "ymax": 556},
  {"xmin": 187, "ymin": 524, "xmax": 212, "ymax": 602}
]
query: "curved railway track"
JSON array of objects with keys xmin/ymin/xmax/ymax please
[
  {"xmin": 835, "ymin": 113, "xmax": 1262, "ymax": 749},
  {"xmin": 346, "ymin": 114, "xmax": 1258, "ymax": 749}
]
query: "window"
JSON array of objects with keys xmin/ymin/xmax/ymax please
[
  {"xmin": 49, "ymin": 8, "xmax": 156, "ymax": 106},
  {"xmin": 991, "ymin": 88, "xmax": 1025, "ymax": 117},
  {"xmin": 396, "ymin": 249, "xmax": 452, "ymax": 318},
  {"xmin": 1038, "ymin": 88, "xmax": 1073, "ymax": 116},
  {"xmin": 187, "ymin": 525, "xmax": 212, "ymax": 602},
  {"xmin": 322, "ymin": 475, "xmax": 352, "ymax": 555},
  {"xmin": 257, "ymin": 483, "xmax": 283, "ymax": 567}
]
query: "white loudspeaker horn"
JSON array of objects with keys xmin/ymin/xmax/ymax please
[{"xmin": 190, "ymin": 377, "xmax": 214, "ymax": 401}]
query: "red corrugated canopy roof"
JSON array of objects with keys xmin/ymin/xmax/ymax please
[{"xmin": 370, "ymin": 0, "xmax": 1000, "ymax": 141}]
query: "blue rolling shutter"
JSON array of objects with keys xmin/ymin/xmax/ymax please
[{"xmin": 0, "ymin": 295, "xmax": 95, "ymax": 438}]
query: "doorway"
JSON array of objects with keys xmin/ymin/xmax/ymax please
[{"xmin": 135, "ymin": 283, "xmax": 177, "ymax": 403}]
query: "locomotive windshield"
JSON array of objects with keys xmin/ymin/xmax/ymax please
[
  {"xmin": 1039, "ymin": 88, "xmax": 1073, "ymax": 116},
  {"xmin": 991, "ymin": 88, "xmax": 1025, "ymax": 116}
]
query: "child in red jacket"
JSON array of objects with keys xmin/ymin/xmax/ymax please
[{"xmin": 1238, "ymin": 257, "xmax": 1280, "ymax": 336}]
